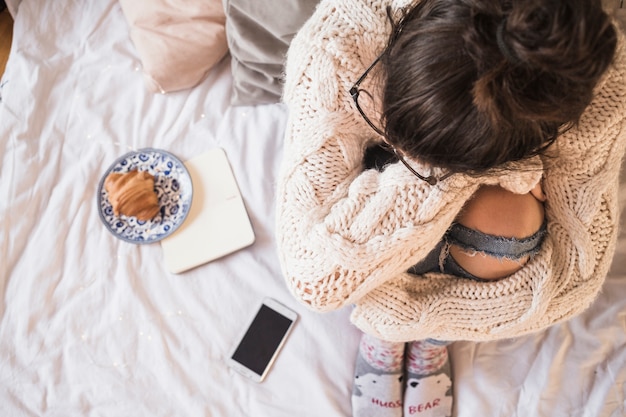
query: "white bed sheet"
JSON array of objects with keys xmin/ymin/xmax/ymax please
[{"xmin": 0, "ymin": 1, "xmax": 624, "ymax": 416}]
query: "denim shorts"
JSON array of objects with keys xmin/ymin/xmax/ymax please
[{"xmin": 408, "ymin": 221, "xmax": 547, "ymax": 282}]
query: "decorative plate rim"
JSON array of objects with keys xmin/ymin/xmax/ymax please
[{"xmin": 96, "ymin": 147, "xmax": 193, "ymax": 244}]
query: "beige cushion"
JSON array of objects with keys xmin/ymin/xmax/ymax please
[{"xmin": 119, "ymin": 0, "xmax": 228, "ymax": 93}]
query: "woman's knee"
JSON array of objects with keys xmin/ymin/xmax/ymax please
[
  {"xmin": 456, "ymin": 185, "xmax": 545, "ymax": 238},
  {"xmin": 450, "ymin": 185, "xmax": 545, "ymax": 280}
]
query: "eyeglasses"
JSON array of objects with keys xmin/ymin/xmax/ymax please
[{"xmin": 349, "ymin": 53, "xmax": 453, "ymax": 186}]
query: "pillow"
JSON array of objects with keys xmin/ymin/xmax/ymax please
[
  {"xmin": 119, "ymin": 0, "xmax": 228, "ymax": 94},
  {"xmin": 223, "ymin": 0, "xmax": 319, "ymax": 106}
]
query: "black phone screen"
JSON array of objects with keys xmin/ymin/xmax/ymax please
[{"xmin": 231, "ymin": 304, "xmax": 294, "ymax": 376}]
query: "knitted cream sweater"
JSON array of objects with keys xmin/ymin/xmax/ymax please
[{"xmin": 276, "ymin": 0, "xmax": 626, "ymax": 342}]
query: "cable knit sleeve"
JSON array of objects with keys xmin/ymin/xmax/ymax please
[
  {"xmin": 350, "ymin": 29, "xmax": 626, "ymax": 342},
  {"xmin": 276, "ymin": 0, "xmax": 481, "ymax": 311}
]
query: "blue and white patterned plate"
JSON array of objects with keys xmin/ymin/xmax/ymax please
[{"xmin": 97, "ymin": 148, "xmax": 193, "ymax": 244}]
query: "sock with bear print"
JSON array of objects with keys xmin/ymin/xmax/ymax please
[
  {"xmin": 403, "ymin": 340, "xmax": 453, "ymax": 417},
  {"xmin": 351, "ymin": 332, "xmax": 405, "ymax": 417}
]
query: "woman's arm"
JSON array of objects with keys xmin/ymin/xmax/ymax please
[{"xmin": 276, "ymin": 0, "xmax": 480, "ymax": 311}]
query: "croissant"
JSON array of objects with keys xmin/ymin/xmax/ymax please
[{"xmin": 104, "ymin": 169, "xmax": 160, "ymax": 221}]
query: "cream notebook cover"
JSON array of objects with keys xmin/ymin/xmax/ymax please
[{"xmin": 161, "ymin": 148, "xmax": 255, "ymax": 273}]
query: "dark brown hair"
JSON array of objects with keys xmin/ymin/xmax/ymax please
[{"xmin": 381, "ymin": 0, "xmax": 617, "ymax": 173}]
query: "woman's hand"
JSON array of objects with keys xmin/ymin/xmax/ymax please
[{"xmin": 530, "ymin": 181, "xmax": 547, "ymax": 202}]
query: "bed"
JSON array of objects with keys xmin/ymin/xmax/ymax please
[{"xmin": 0, "ymin": 0, "xmax": 624, "ymax": 416}]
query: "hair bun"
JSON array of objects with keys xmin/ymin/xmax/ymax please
[
  {"xmin": 506, "ymin": 0, "xmax": 613, "ymax": 79},
  {"xmin": 472, "ymin": 0, "xmax": 617, "ymax": 128},
  {"xmin": 495, "ymin": 18, "xmax": 519, "ymax": 65}
]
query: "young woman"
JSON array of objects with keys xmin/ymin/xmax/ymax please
[{"xmin": 276, "ymin": 0, "xmax": 625, "ymax": 415}]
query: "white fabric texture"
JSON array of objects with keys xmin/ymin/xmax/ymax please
[
  {"xmin": 0, "ymin": 2, "xmax": 356, "ymax": 416},
  {"xmin": 0, "ymin": 0, "xmax": 625, "ymax": 416},
  {"xmin": 277, "ymin": 0, "xmax": 626, "ymax": 342}
]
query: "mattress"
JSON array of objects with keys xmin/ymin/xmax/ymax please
[{"xmin": 0, "ymin": 0, "xmax": 624, "ymax": 416}]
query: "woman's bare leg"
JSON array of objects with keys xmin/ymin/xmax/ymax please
[{"xmin": 450, "ymin": 184, "xmax": 545, "ymax": 280}]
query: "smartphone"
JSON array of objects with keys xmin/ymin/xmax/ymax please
[{"xmin": 228, "ymin": 298, "xmax": 298, "ymax": 382}]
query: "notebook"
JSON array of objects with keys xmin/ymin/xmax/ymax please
[{"xmin": 161, "ymin": 148, "xmax": 255, "ymax": 273}]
